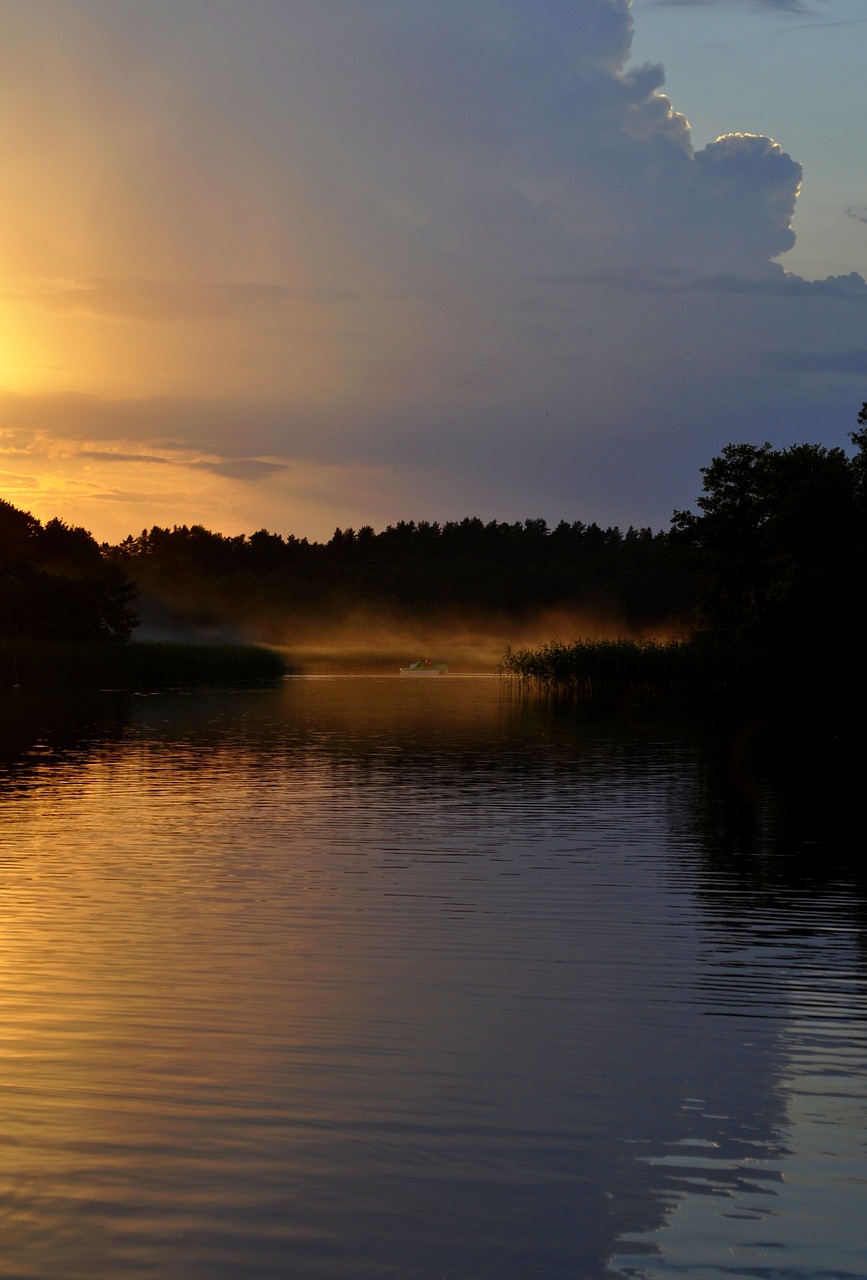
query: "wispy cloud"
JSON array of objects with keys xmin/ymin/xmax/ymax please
[
  {"xmin": 79, "ymin": 450, "xmax": 172, "ymax": 465},
  {"xmin": 649, "ymin": 0, "xmax": 816, "ymax": 12},
  {"xmin": 519, "ymin": 265, "xmax": 867, "ymax": 301},
  {"xmin": 5, "ymin": 279, "xmax": 296, "ymax": 322},
  {"xmin": 648, "ymin": 0, "xmax": 866, "ymax": 31},
  {"xmin": 190, "ymin": 458, "xmax": 289, "ymax": 482},
  {"xmin": 79, "ymin": 447, "xmax": 289, "ymax": 482}
]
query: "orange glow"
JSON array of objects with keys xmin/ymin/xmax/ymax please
[{"xmin": 0, "ymin": 300, "xmax": 54, "ymax": 393}]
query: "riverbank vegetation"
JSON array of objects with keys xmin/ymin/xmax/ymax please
[
  {"xmin": 0, "ymin": 503, "xmax": 284, "ymax": 685},
  {"xmin": 3, "ymin": 403, "xmax": 866, "ymax": 691},
  {"xmin": 0, "ymin": 639, "xmax": 287, "ymax": 688},
  {"xmin": 107, "ymin": 514, "xmax": 689, "ymax": 644},
  {"xmin": 504, "ymin": 407, "xmax": 867, "ymax": 698},
  {"xmin": 500, "ymin": 637, "xmax": 698, "ymax": 694}
]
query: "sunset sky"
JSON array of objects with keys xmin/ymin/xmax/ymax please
[{"xmin": 2, "ymin": 0, "xmax": 866, "ymax": 543}]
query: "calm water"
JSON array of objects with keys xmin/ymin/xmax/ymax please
[{"xmin": 0, "ymin": 676, "xmax": 864, "ymax": 1279}]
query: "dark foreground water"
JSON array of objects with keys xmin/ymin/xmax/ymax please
[{"xmin": 0, "ymin": 676, "xmax": 864, "ymax": 1279}]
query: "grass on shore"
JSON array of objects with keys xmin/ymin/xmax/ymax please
[
  {"xmin": 498, "ymin": 636, "xmax": 720, "ymax": 695},
  {"xmin": 2, "ymin": 639, "xmax": 287, "ymax": 688}
]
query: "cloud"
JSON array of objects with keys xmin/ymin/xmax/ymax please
[
  {"xmin": 0, "ymin": 2, "xmax": 808, "ymax": 286},
  {"xmin": 324, "ymin": 3, "xmax": 802, "ymax": 279},
  {"xmin": 7, "ymin": 279, "xmax": 295, "ymax": 322},
  {"xmin": 190, "ymin": 458, "xmax": 289, "ymax": 482},
  {"xmin": 62, "ymin": 442, "xmax": 289, "ymax": 482},
  {"xmin": 1, "ymin": 0, "xmax": 864, "ymax": 541},
  {"xmin": 80, "ymin": 450, "xmax": 172, "ymax": 465},
  {"xmin": 649, "ymin": 1, "xmax": 817, "ymax": 11},
  {"xmin": 564, "ymin": 264, "xmax": 867, "ymax": 300},
  {"xmin": 16, "ymin": 0, "xmax": 780, "ymax": 288},
  {"xmin": 89, "ymin": 487, "xmax": 194, "ymax": 505},
  {"xmin": 0, "ymin": 470, "xmax": 38, "ymax": 489},
  {"xmin": 699, "ymin": 270, "xmax": 867, "ymax": 299},
  {"xmin": 646, "ymin": 0, "xmax": 867, "ymax": 31}
]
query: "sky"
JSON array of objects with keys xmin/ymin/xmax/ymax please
[{"xmin": 1, "ymin": 0, "xmax": 866, "ymax": 543}]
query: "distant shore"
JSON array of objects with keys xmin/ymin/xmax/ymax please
[{"xmin": 1, "ymin": 640, "xmax": 287, "ymax": 688}]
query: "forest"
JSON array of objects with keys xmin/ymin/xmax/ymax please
[
  {"xmin": 107, "ymin": 514, "xmax": 688, "ymax": 640},
  {"xmin": 2, "ymin": 403, "xmax": 866, "ymax": 690},
  {"xmin": 0, "ymin": 499, "xmax": 138, "ymax": 642}
]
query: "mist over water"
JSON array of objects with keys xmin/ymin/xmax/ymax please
[
  {"xmin": 0, "ymin": 677, "xmax": 863, "ymax": 1279},
  {"xmin": 132, "ymin": 593, "xmax": 654, "ymax": 671},
  {"xmin": 269, "ymin": 608, "xmax": 680, "ymax": 674}
]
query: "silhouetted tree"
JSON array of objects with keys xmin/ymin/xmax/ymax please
[
  {"xmin": 104, "ymin": 508, "xmax": 686, "ymax": 639},
  {"xmin": 0, "ymin": 501, "xmax": 138, "ymax": 642},
  {"xmin": 672, "ymin": 427, "xmax": 866, "ymax": 677}
]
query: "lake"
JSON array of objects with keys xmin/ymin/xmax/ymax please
[{"xmin": 1, "ymin": 675, "xmax": 864, "ymax": 1279}]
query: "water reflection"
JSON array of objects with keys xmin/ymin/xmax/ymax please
[
  {"xmin": 0, "ymin": 678, "xmax": 863, "ymax": 1279},
  {"xmin": 614, "ymin": 989, "xmax": 867, "ymax": 1279}
]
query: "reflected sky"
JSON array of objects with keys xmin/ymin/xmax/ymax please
[
  {"xmin": 0, "ymin": 678, "xmax": 864, "ymax": 1279},
  {"xmin": 615, "ymin": 996, "xmax": 867, "ymax": 1279}
]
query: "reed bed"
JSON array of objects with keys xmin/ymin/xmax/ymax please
[
  {"xmin": 1, "ymin": 639, "xmax": 287, "ymax": 688},
  {"xmin": 499, "ymin": 636, "xmax": 720, "ymax": 696}
]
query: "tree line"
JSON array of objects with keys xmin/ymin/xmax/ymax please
[
  {"xmin": 107, "ymin": 516, "xmax": 688, "ymax": 638},
  {"xmin": 0, "ymin": 500, "xmax": 137, "ymax": 642},
  {"xmin": 3, "ymin": 403, "xmax": 866, "ymax": 681}
]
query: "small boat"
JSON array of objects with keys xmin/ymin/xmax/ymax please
[{"xmin": 399, "ymin": 660, "xmax": 448, "ymax": 675}]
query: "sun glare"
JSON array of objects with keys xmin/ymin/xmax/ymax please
[
  {"xmin": 0, "ymin": 322, "xmax": 22, "ymax": 388},
  {"xmin": 0, "ymin": 303, "xmax": 52, "ymax": 393}
]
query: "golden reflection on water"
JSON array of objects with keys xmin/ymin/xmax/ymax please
[
  {"xmin": 0, "ymin": 749, "xmax": 354, "ymax": 1132},
  {"xmin": 0, "ymin": 679, "xmax": 864, "ymax": 1280}
]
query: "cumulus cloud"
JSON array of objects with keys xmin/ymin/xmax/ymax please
[
  {"xmin": 7, "ymin": 1, "xmax": 805, "ymax": 285},
  {"xmin": 276, "ymin": 0, "xmax": 803, "ymax": 280},
  {"xmin": 486, "ymin": 17, "xmax": 791, "ymax": 276}
]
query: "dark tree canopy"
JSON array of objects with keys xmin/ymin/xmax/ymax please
[
  {"xmin": 107, "ymin": 515, "xmax": 687, "ymax": 639},
  {"xmin": 0, "ymin": 502, "xmax": 139, "ymax": 642},
  {"xmin": 672, "ymin": 420, "xmax": 867, "ymax": 676},
  {"xmin": 6, "ymin": 402, "xmax": 866, "ymax": 674}
]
